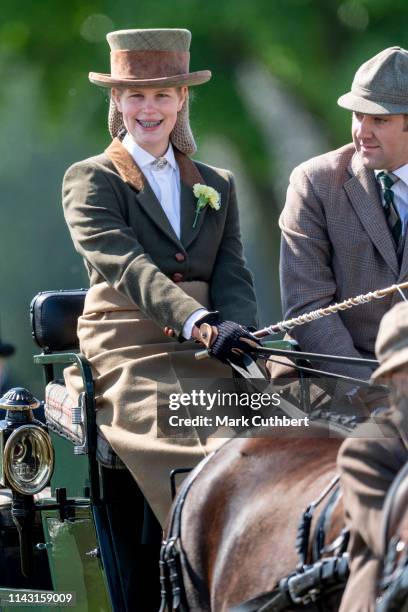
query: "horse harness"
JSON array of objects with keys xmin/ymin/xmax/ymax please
[{"xmin": 160, "ymin": 462, "xmax": 349, "ymax": 612}]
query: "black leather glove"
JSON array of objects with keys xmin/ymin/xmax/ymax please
[{"xmin": 208, "ymin": 321, "xmax": 260, "ymax": 364}]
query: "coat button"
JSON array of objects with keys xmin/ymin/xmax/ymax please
[
  {"xmin": 172, "ymin": 272, "xmax": 184, "ymax": 283},
  {"xmin": 174, "ymin": 252, "xmax": 185, "ymax": 262}
]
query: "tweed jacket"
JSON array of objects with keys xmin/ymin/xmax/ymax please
[
  {"xmin": 62, "ymin": 138, "xmax": 258, "ymax": 335},
  {"xmin": 337, "ymin": 417, "xmax": 408, "ymax": 611},
  {"xmin": 280, "ymin": 143, "xmax": 408, "ymax": 377}
]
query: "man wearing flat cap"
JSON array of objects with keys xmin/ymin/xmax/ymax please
[
  {"xmin": 279, "ymin": 47, "xmax": 408, "ymax": 382},
  {"xmin": 337, "ymin": 302, "xmax": 408, "ymax": 611}
]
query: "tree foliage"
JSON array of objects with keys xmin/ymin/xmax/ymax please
[{"xmin": 1, "ymin": 0, "xmax": 408, "ymax": 392}]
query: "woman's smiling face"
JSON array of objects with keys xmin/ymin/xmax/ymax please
[{"xmin": 112, "ymin": 86, "xmax": 187, "ymax": 157}]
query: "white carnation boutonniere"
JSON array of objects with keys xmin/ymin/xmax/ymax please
[{"xmin": 192, "ymin": 183, "xmax": 221, "ymax": 229}]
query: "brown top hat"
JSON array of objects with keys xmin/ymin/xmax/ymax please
[
  {"xmin": 372, "ymin": 302, "xmax": 408, "ymax": 380},
  {"xmin": 89, "ymin": 28, "xmax": 211, "ymax": 89},
  {"xmin": 338, "ymin": 46, "xmax": 408, "ymax": 115}
]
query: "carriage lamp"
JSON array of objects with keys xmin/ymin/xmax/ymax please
[{"xmin": 0, "ymin": 387, "xmax": 54, "ymax": 494}]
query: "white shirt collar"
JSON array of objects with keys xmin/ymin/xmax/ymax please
[
  {"xmin": 374, "ymin": 163, "xmax": 408, "ymax": 186},
  {"xmin": 122, "ymin": 133, "xmax": 177, "ymax": 170},
  {"xmin": 392, "ymin": 163, "xmax": 408, "ymax": 187}
]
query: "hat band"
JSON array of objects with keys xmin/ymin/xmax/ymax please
[
  {"xmin": 352, "ymin": 84, "xmax": 408, "ymax": 103},
  {"xmin": 111, "ymin": 49, "xmax": 190, "ymax": 80}
]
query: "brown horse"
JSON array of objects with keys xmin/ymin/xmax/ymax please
[{"xmin": 161, "ymin": 422, "xmax": 350, "ymax": 612}]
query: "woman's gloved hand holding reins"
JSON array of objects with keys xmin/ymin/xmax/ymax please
[{"xmin": 192, "ymin": 314, "xmax": 260, "ymax": 363}]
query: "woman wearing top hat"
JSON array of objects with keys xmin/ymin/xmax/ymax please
[{"xmin": 62, "ymin": 28, "xmax": 258, "ymax": 526}]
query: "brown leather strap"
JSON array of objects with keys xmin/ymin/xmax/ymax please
[{"xmin": 111, "ymin": 49, "xmax": 189, "ymax": 79}]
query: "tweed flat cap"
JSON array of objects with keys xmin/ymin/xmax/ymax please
[
  {"xmin": 372, "ymin": 302, "xmax": 408, "ymax": 380},
  {"xmin": 338, "ymin": 46, "xmax": 408, "ymax": 115}
]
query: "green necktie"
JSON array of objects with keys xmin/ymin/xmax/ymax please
[{"xmin": 377, "ymin": 171, "xmax": 402, "ymax": 246}]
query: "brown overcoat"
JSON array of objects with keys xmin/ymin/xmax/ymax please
[
  {"xmin": 280, "ymin": 143, "xmax": 408, "ymax": 378},
  {"xmin": 338, "ymin": 418, "xmax": 408, "ymax": 611},
  {"xmin": 62, "ymin": 139, "xmax": 258, "ymax": 524}
]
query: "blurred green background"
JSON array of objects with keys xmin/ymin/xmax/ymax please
[{"xmin": 1, "ymin": 0, "xmax": 407, "ymax": 396}]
